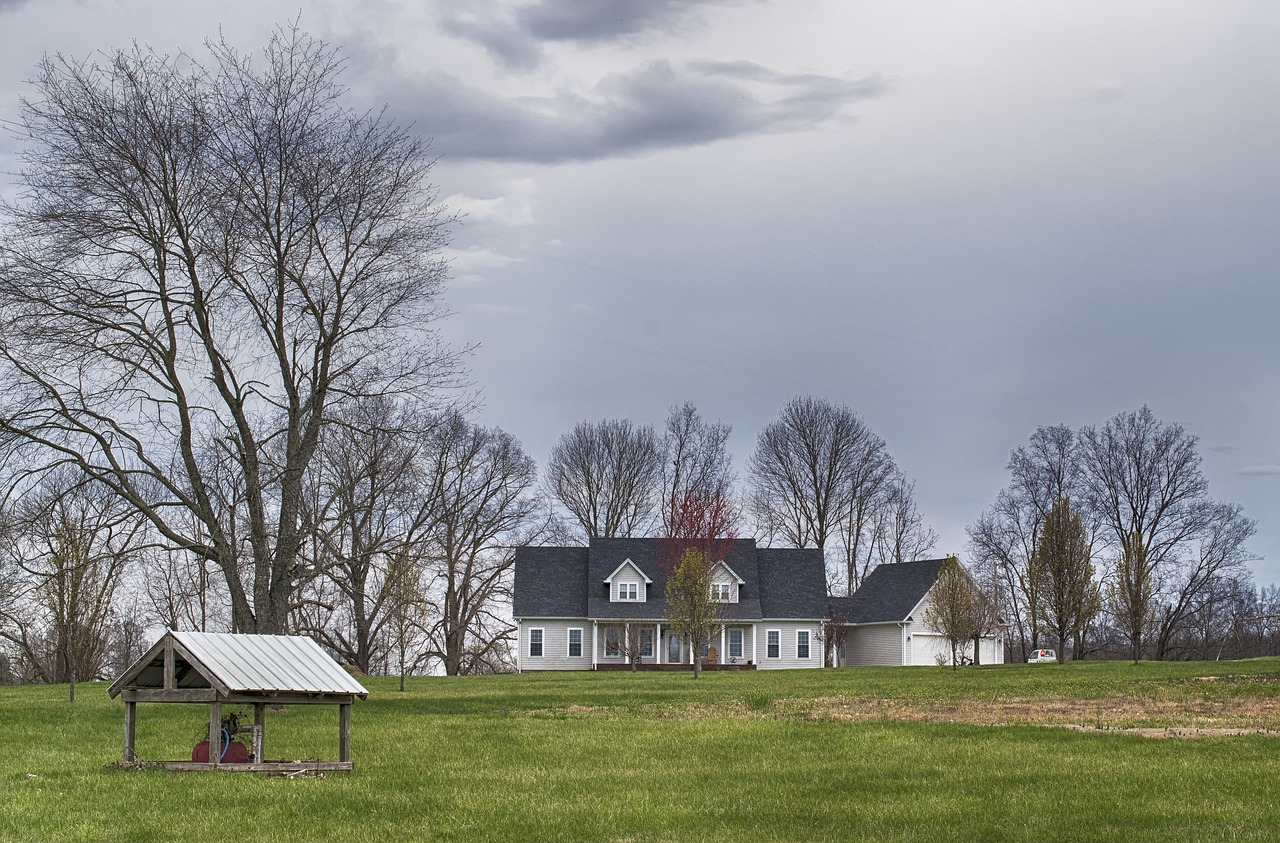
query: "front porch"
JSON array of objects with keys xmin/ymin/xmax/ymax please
[{"xmin": 594, "ymin": 661, "xmax": 756, "ymax": 671}]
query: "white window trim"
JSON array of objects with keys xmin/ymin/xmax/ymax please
[
  {"xmin": 616, "ymin": 582, "xmax": 639, "ymax": 601},
  {"xmin": 529, "ymin": 627, "xmax": 544, "ymax": 658},
  {"xmin": 766, "ymin": 628, "xmax": 781, "ymax": 659},
  {"xmin": 796, "ymin": 629, "xmax": 811, "ymax": 660},
  {"xmin": 604, "ymin": 625, "xmax": 622, "ymax": 657},
  {"xmin": 728, "ymin": 628, "xmax": 743, "ymax": 659},
  {"xmin": 639, "ymin": 628, "xmax": 654, "ymax": 658},
  {"xmin": 567, "ymin": 627, "xmax": 583, "ymax": 658},
  {"xmin": 709, "ymin": 583, "xmax": 731, "ymax": 602}
]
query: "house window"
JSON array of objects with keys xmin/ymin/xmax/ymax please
[
  {"xmin": 529, "ymin": 628, "xmax": 544, "ymax": 658},
  {"xmin": 728, "ymin": 628, "xmax": 743, "ymax": 659},
  {"xmin": 710, "ymin": 583, "xmax": 731, "ymax": 601},
  {"xmin": 604, "ymin": 626, "xmax": 621, "ymax": 657},
  {"xmin": 766, "ymin": 629, "xmax": 780, "ymax": 659},
  {"xmin": 797, "ymin": 630, "xmax": 811, "ymax": 660},
  {"xmin": 617, "ymin": 582, "xmax": 638, "ymax": 600},
  {"xmin": 639, "ymin": 628, "xmax": 654, "ymax": 658},
  {"xmin": 568, "ymin": 628, "xmax": 582, "ymax": 658}
]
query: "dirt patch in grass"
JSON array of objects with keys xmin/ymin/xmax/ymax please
[{"xmin": 784, "ymin": 696, "xmax": 1280, "ymax": 737}]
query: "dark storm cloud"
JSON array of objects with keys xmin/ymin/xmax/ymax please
[
  {"xmin": 391, "ymin": 61, "xmax": 888, "ymax": 163},
  {"xmin": 438, "ymin": 0, "xmax": 752, "ymax": 70}
]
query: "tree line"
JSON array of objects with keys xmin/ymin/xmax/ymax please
[{"xmin": 0, "ymin": 27, "xmax": 1272, "ymax": 687}]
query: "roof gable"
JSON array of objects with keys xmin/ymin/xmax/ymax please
[
  {"xmin": 832, "ymin": 558, "xmax": 947, "ymax": 624},
  {"xmin": 109, "ymin": 631, "xmax": 368, "ymax": 699},
  {"xmin": 604, "ymin": 558, "xmax": 653, "ymax": 583}
]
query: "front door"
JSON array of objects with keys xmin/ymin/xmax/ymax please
[{"xmin": 668, "ymin": 632, "xmax": 682, "ymax": 664}]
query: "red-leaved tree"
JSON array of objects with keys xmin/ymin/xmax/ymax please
[{"xmin": 658, "ymin": 490, "xmax": 738, "ymax": 679}]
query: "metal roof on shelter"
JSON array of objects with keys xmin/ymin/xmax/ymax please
[{"xmin": 109, "ymin": 630, "xmax": 368, "ymax": 699}]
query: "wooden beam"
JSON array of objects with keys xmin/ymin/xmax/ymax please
[
  {"xmin": 338, "ymin": 703, "xmax": 351, "ymax": 763},
  {"xmin": 143, "ymin": 761, "xmax": 354, "ymax": 773},
  {"xmin": 123, "ymin": 701, "xmax": 136, "ymax": 762},
  {"xmin": 122, "ymin": 688, "xmax": 217, "ymax": 704},
  {"xmin": 209, "ymin": 701, "xmax": 221, "ymax": 767}
]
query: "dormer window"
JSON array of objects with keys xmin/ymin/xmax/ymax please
[
  {"xmin": 710, "ymin": 583, "xmax": 731, "ymax": 602},
  {"xmin": 605, "ymin": 558, "xmax": 651, "ymax": 603}
]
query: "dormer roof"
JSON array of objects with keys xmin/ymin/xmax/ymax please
[{"xmin": 603, "ymin": 558, "xmax": 652, "ymax": 583}]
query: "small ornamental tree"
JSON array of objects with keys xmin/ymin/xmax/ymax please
[
  {"xmin": 658, "ymin": 490, "xmax": 737, "ymax": 680},
  {"xmin": 924, "ymin": 555, "xmax": 978, "ymax": 669},
  {"xmin": 1033, "ymin": 496, "xmax": 1099, "ymax": 663}
]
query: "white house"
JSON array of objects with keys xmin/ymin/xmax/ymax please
[
  {"xmin": 513, "ymin": 541, "xmax": 1004, "ymax": 671},
  {"xmin": 513, "ymin": 538, "xmax": 828, "ymax": 671}
]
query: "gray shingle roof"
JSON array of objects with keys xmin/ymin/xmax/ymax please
[
  {"xmin": 513, "ymin": 538, "xmax": 826, "ymax": 621},
  {"xmin": 830, "ymin": 558, "xmax": 947, "ymax": 623},
  {"xmin": 512, "ymin": 546, "xmax": 588, "ymax": 617}
]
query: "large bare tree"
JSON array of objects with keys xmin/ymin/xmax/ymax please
[
  {"xmin": 1077, "ymin": 407, "xmax": 1254, "ymax": 660},
  {"xmin": 545, "ymin": 418, "xmax": 660, "ymax": 539},
  {"xmin": 420, "ymin": 412, "xmax": 547, "ymax": 675},
  {"xmin": 749, "ymin": 396, "xmax": 925, "ymax": 595},
  {"xmin": 0, "ymin": 28, "xmax": 463, "ymax": 633},
  {"xmin": 660, "ymin": 402, "xmax": 735, "ymax": 533}
]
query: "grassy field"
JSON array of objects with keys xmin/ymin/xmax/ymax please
[{"xmin": 2, "ymin": 658, "xmax": 1279, "ymax": 842}]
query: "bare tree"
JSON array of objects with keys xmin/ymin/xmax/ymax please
[
  {"xmin": 420, "ymin": 412, "xmax": 547, "ymax": 676},
  {"xmin": 1152, "ymin": 503, "xmax": 1256, "ymax": 660},
  {"xmin": 1033, "ymin": 497, "xmax": 1100, "ymax": 662},
  {"xmin": 1078, "ymin": 407, "xmax": 1253, "ymax": 661},
  {"xmin": 0, "ymin": 27, "xmax": 464, "ymax": 634},
  {"xmin": 660, "ymin": 402, "xmax": 735, "ymax": 533},
  {"xmin": 750, "ymin": 397, "xmax": 917, "ymax": 596},
  {"xmin": 967, "ymin": 425, "xmax": 1080, "ymax": 661},
  {"xmin": 292, "ymin": 397, "xmax": 433, "ymax": 672},
  {"xmin": 545, "ymin": 419, "xmax": 660, "ymax": 539},
  {"xmin": 0, "ymin": 474, "xmax": 142, "ymax": 699}
]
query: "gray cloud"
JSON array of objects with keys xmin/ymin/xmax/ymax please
[
  {"xmin": 438, "ymin": 0, "xmax": 752, "ymax": 70},
  {"xmin": 1238, "ymin": 466, "xmax": 1280, "ymax": 477},
  {"xmin": 391, "ymin": 61, "xmax": 887, "ymax": 163}
]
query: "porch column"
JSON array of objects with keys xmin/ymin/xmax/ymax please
[
  {"xmin": 720, "ymin": 626, "xmax": 726, "ymax": 665},
  {"xmin": 591, "ymin": 621, "xmax": 598, "ymax": 669},
  {"xmin": 656, "ymin": 622, "xmax": 662, "ymax": 664},
  {"xmin": 751, "ymin": 624, "xmax": 757, "ymax": 663}
]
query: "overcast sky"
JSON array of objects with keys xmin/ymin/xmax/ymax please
[{"xmin": 2, "ymin": 0, "xmax": 1277, "ymax": 583}]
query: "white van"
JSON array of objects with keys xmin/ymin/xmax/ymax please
[{"xmin": 1027, "ymin": 649, "xmax": 1057, "ymax": 663}]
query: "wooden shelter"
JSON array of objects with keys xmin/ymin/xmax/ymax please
[{"xmin": 108, "ymin": 630, "xmax": 369, "ymax": 773}]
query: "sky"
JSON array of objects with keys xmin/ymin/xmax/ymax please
[{"xmin": 1, "ymin": 0, "xmax": 1277, "ymax": 583}]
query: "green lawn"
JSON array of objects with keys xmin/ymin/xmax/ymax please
[{"xmin": 2, "ymin": 659, "xmax": 1278, "ymax": 842}]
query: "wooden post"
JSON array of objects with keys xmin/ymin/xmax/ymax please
[
  {"xmin": 209, "ymin": 701, "xmax": 221, "ymax": 766},
  {"xmin": 163, "ymin": 640, "xmax": 175, "ymax": 689},
  {"xmin": 253, "ymin": 703, "xmax": 265, "ymax": 762},
  {"xmin": 338, "ymin": 703, "xmax": 352, "ymax": 763},
  {"xmin": 123, "ymin": 700, "xmax": 136, "ymax": 762}
]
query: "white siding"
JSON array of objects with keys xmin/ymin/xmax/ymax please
[
  {"xmin": 753, "ymin": 622, "xmax": 823, "ymax": 670},
  {"xmin": 518, "ymin": 620, "xmax": 592, "ymax": 671},
  {"xmin": 845, "ymin": 624, "xmax": 905, "ymax": 666}
]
